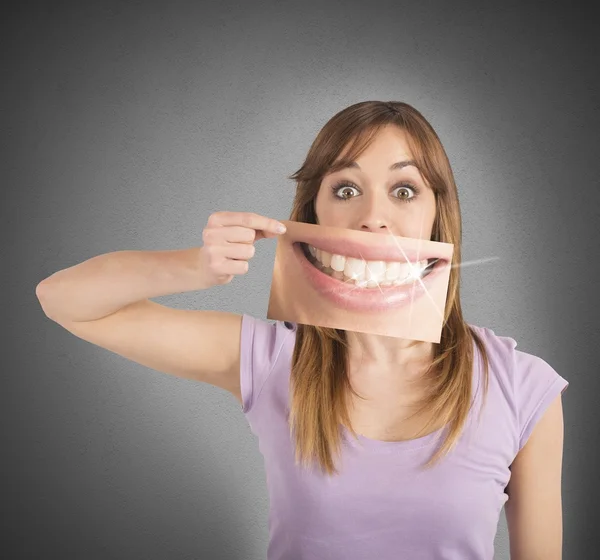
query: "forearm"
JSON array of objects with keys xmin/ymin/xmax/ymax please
[{"xmin": 36, "ymin": 248, "xmax": 208, "ymax": 322}]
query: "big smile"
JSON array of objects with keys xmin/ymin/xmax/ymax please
[
  {"xmin": 290, "ymin": 235, "xmax": 450, "ymax": 312},
  {"xmin": 301, "ymin": 242, "xmax": 439, "ymax": 287}
]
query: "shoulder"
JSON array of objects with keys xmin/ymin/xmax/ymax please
[
  {"xmin": 239, "ymin": 315, "xmax": 297, "ymax": 413},
  {"xmin": 467, "ymin": 323, "xmax": 569, "ymax": 454},
  {"xmin": 467, "ymin": 323, "xmax": 517, "ymax": 369},
  {"xmin": 240, "ymin": 315, "xmax": 297, "ymax": 360},
  {"xmin": 467, "ymin": 322, "xmax": 566, "ymax": 391}
]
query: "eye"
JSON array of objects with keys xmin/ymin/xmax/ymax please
[
  {"xmin": 331, "ymin": 181, "xmax": 360, "ymax": 200},
  {"xmin": 330, "ymin": 180, "xmax": 421, "ymax": 203},
  {"xmin": 392, "ymin": 183, "xmax": 419, "ymax": 202}
]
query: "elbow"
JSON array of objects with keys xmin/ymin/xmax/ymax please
[{"xmin": 36, "ymin": 279, "xmax": 59, "ymax": 320}]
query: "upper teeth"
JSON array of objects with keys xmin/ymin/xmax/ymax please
[{"xmin": 307, "ymin": 245, "xmax": 431, "ymax": 287}]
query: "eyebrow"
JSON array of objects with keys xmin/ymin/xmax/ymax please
[{"xmin": 341, "ymin": 159, "xmax": 418, "ymax": 171}]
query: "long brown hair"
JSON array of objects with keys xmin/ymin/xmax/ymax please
[{"xmin": 286, "ymin": 101, "xmax": 490, "ymax": 476}]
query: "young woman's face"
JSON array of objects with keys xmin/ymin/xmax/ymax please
[
  {"xmin": 266, "ymin": 123, "xmax": 452, "ymax": 342},
  {"xmin": 314, "ymin": 125, "xmax": 437, "ymax": 240}
]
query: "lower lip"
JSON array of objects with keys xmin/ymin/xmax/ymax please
[{"xmin": 293, "ymin": 242, "xmax": 446, "ymax": 312}]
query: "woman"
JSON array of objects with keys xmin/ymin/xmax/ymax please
[{"xmin": 37, "ymin": 101, "xmax": 568, "ymax": 559}]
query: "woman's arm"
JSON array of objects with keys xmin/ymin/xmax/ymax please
[{"xmin": 505, "ymin": 393, "xmax": 566, "ymax": 560}]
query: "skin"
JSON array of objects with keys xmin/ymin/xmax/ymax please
[
  {"xmin": 314, "ymin": 124, "xmax": 438, "ymax": 375},
  {"xmin": 505, "ymin": 393, "xmax": 565, "ymax": 559}
]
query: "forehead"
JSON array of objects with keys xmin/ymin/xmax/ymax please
[{"xmin": 336, "ymin": 125, "xmax": 414, "ymax": 166}]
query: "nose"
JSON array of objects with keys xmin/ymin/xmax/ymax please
[
  {"xmin": 360, "ymin": 220, "xmax": 390, "ymax": 233},
  {"xmin": 357, "ymin": 194, "xmax": 393, "ymax": 234}
]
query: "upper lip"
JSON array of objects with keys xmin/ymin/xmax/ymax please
[{"xmin": 287, "ymin": 227, "xmax": 451, "ymax": 263}]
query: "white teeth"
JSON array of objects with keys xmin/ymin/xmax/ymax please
[
  {"xmin": 365, "ymin": 261, "xmax": 386, "ymax": 288},
  {"xmin": 344, "ymin": 257, "xmax": 365, "ymax": 279},
  {"xmin": 330, "ymin": 254, "xmax": 345, "ymax": 272},
  {"xmin": 306, "ymin": 244, "xmax": 433, "ymax": 287},
  {"xmin": 386, "ymin": 261, "xmax": 410, "ymax": 281}
]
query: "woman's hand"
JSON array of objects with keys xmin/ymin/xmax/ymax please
[{"xmin": 199, "ymin": 211, "xmax": 287, "ymax": 287}]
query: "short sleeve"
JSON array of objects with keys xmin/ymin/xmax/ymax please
[
  {"xmin": 514, "ymin": 350, "xmax": 569, "ymax": 452},
  {"xmin": 239, "ymin": 314, "xmax": 296, "ymax": 414}
]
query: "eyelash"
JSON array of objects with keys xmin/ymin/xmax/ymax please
[{"xmin": 330, "ymin": 180, "xmax": 421, "ymax": 203}]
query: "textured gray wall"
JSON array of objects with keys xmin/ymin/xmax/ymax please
[{"xmin": 4, "ymin": 1, "xmax": 598, "ymax": 558}]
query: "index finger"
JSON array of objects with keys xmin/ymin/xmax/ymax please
[{"xmin": 213, "ymin": 211, "xmax": 286, "ymax": 234}]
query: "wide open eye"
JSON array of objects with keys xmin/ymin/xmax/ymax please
[
  {"xmin": 392, "ymin": 183, "xmax": 420, "ymax": 202},
  {"xmin": 331, "ymin": 181, "xmax": 360, "ymax": 200}
]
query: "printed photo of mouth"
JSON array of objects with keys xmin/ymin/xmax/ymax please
[
  {"xmin": 292, "ymin": 237, "xmax": 449, "ymax": 313},
  {"xmin": 267, "ymin": 221, "xmax": 454, "ymax": 341}
]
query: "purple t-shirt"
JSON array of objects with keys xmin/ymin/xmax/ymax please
[{"xmin": 240, "ymin": 314, "xmax": 568, "ymax": 560}]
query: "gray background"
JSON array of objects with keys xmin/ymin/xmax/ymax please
[{"xmin": 3, "ymin": 1, "xmax": 599, "ymax": 558}]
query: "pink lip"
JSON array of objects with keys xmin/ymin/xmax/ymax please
[
  {"xmin": 292, "ymin": 241, "xmax": 449, "ymax": 313},
  {"xmin": 291, "ymin": 226, "xmax": 445, "ymax": 263}
]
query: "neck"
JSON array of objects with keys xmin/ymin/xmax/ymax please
[{"xmin": 346, "ymin": 330, "xmax": 434, "ymax": 370}]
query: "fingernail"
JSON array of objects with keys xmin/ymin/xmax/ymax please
[{"xmin": 276, "ymin": 223, "xmax": 286, "ymax": 233}]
